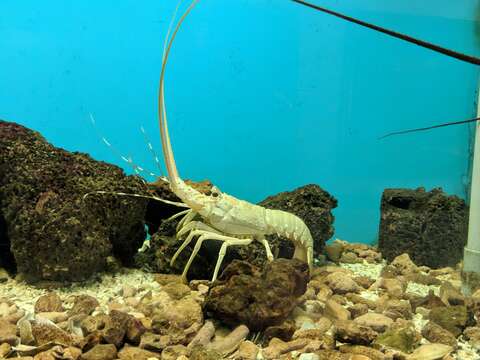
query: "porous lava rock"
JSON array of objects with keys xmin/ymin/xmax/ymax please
[
  {"xmin": 378, "ymin": 187, "xmax": 468, "ymax": 268},
  {"xmin": 204, "ymin": 258, "xmax": 309, "ymax": 331},
  {"xmin": 0, "ymin": 120, "xmax": 149, "ymax": 282}
]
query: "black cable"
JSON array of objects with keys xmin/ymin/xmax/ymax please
[
  {"xmin": 379, "ymin": 117, "xmax": 480, "ymax": 139},
  {"xmin": 291, "ymin": 0, "xmax": 480, "ymax": 66}
]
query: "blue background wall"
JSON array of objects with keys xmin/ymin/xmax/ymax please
[{"xmin": 1, "ymin": 0, "xmax": 479, "ymax": 244}]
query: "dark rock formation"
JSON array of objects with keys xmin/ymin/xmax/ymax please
[
  {"xmin": 204, "ymin": 258, "xmax": 309, "ymax": 331},
  {"xmin": 0, "ymin": 120, "xmax": 149, "ymax": 282},
  {"xmin": 378, "ymin": 187, "xmax": 468, "ymax": 268}
]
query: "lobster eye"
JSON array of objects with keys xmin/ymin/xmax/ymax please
[
  {"xmin": 206, "ymin": 190, "xmax": 212, "ymax": 196},
  {"xmin": 212, "ymin": 192, "xmax": 219, "ymax": 197}
]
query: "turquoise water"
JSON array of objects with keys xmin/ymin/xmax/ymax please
[{"xmin": 1, "ymin": 0, "xmax": 479, "ymax": 243}]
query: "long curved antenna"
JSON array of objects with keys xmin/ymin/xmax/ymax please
[
  {"xmin": 158, "ymin": 0, "xmax": 200, "ymax": 186},
  {"xmin": 379, "ymin": 116, "xmax": 480, "ymax": 139},
  {"xmin": 291, "ymin": 0, "xmax": 480, "ymax": 66}
]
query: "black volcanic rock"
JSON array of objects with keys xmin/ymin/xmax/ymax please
[
  {"xmin": 0, "ymin": 120, "xmax": 149, "ymax": 282},
  {"xmin": 378, "ymin": 187, "xmax": 468, "ymax": 268}
]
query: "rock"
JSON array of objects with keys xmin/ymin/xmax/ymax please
[
  {"xmin": 263, "ymin": 320, "xmax": 297, "ymax": 343},
  {"xmin": 380, "ymin": 299, "xmax": 413, "ymax": 321},
  {"xmin": 388, "ymin": 254, "xmax": 418, "ymax": 276},
  {"xmin": 463, "ymin": 326, "xmax": 480, "ymax": 347},
  {"xmin": 117, "ymin": 345, "xmax": 160, "ymax": 360},
  {"xmin": 0, "ymin": 120, "xmax": 148, "ymax": 282},
  {"xmin": 354, "ymin": 313, "xmax": 393, "ymax": 333},
  {"xmin": 338, "ymin": 345, "xmax": 386, "ymax": 360},
  {"xmin": 208, "ymin": 324, "xmax": 249, "ymax": 355},
  {"xmin": 161, "ymin": 282, "xmax": 191, "ymax": 300},
  {"xmin": 0, "ymin": 343, "xmax": 11, "ymax": 358},
  {"xmin": 187, "ymin": 320, "xmax": 215, "ymax": 349},
  {"xmin": 406, "ymin": 343, "xmax": 453, "ymax": 360},
  {"xmin": 339, "ymin": 252, "xmax": 362, "ymax": 264},
  {"xmin": 439, "ymin": 282, "xmax": 464, "ymax": 306},
  {"xmin": 237, "ymin": 340, "xmax": 259, "ymax": 360},
  {"xmin": 34, "ymin": 292, "xmax": 64, "ymax": 313},
  {"xmin": 204, "ymin": 258, "xmax": 309, "ymax": 331},
  {"xmin": 139, "ymin": 332, "xmax": 170, "ymax": 352},
  {"xmin": 325, "ymin": 299, "xmax": 351, "ymax": 321},
  {"xmin": 36, "ymin": 312, "xmax": 68, "ymax": 323},
  {"xmin": 348, "ymin": 303, "xmax": 369, "ymax": 319},
  {"xmin": 80, "ymin": 344, "xmax": 117, "ymax": 360},
  {"xmin": 160, "ymin": 344, "xmax": 188, "ymax": 360},
  {"xmin": 324, "ymin": 272, "xmax": 361, "ymax": 294},
  {"xmin": 421, "ymin": 321, "xmax": 457, "ymax": 347},
  {"xmin": 378, "ymin": 188, "xmax": 468, "ymax": 268},
  {"xmin": 374, "ymin": 326, "xmax": 418, "ymax": 353},
  {"xmin": 325, "ymin": 241, "xmax": 344, "ymax": 262},
  {"xmin": 379, "ymin": 278, "xmax": 405, "ymax": 298},
  {"xmin": 69, "ymin": 295, "xmax": 99, "ymax": 316},
  {"xmin": 0, "ymin": 318, "xmax": 18, "ymax": 345},
  {"xmin": 189, "ymin": 345, "xmax": 222, "ymax": 360},
  {"xmin": 31, "ymin": 320, "xmax": 73, "ymax": 346},
  {"xmin": 262, "ymin": 338, "xmax": 308, "ymax": 360},
  {"xmin": 334, "ymin": 320, "xmax": 378, "ymax": 345},
  {"xmin": 151, "ymin": 297, "xmax": 203, "ymax": 344},
  {"xmin": 429, "ymin": 305, "xmax": 469, "ymax": 337}
]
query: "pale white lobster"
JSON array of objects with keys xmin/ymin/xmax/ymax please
[{"xmin": 158, "ymin": 0, "xmax": 314, "ymax": 283}]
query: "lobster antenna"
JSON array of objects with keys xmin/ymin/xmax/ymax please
[
  {"xmin": 379, "ymin": 117, "xmax": 480, "ymax": 139},
  {"xmin": 158, "ymin": 0, "xmax": 199, "ymax": 184},
  {"xmin": 88, "ymin": 113, "xmax": 158, "ymax": 179}
]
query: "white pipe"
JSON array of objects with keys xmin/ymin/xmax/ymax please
[{"xmin": 463, "ymin": 87, "xmax": 480, "ymax": 294}]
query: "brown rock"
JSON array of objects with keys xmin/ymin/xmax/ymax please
[
  {"xmin": 422, "ymin": 321, "xmax": 457, "ymax": 347},
  {"xmin": 263, "ymin": 320, "xmax": 296, "ymax": 343},
  {"xmin": 379, "ymin": 278, "xmax": 405, "ymax": 298},
  {"xmin": 389, "ymin": 253, "xmax": 418, "ymax": 276},
  {"xmin": 161, "ymin": 344, "xmax": 188, "ymax": 360},
  {"xmin": 325, "ymin": 241, "xmax": 344, "ymax": 262},
  {"xmin": 334, "ymin": 320, "xmax": 377, "ymax": 345},
  {"xmin": 348, "ymin": 303, "xmax": 369, "ymax": 319},
  {"xmin": 162, "ymin": 282, "xmax": 191, "ymax": 300},
  {"xmin": 204, "ymin": 259, "xmax": 309, "ymax": 331},
  {"xmin": 325, "ymin": 299, "xmax": 351, "ymax": 321},
  {"xmin": 354, "ymin": 313, "xmax": 393, "ymax": 333},
  {"xmin": 439, "ymin": 282, "xmax": 465, "ymax": 306},
  {"xmin": 31, "ymin": 320, "xmax": 73, "ymax": 346},
  {"xmin": 34, "ymin": 292, "xmax": 64, "ymax": 313},
  {"xmin": 69, "ymin": 295, "xmax": 99, "ymax": 316},
  {"xmin": 237, "ymin": 340, "xmax": 259, "ymax": 360},
  {"xmin": 0, "ymin": 318, "xmax": 18, "ymax": 345},
  {"xmin": 117, "ymin": 345, "xmax": 160, "ymax": 360},
  {"xmin": 324, "ymin": 272, "xmax": 361, "ymax": 294},
  {"xmin": 429, "ymin": 305, "xmax": 469, "ymax": 337},
  {"xmin": 0, "ymin": 343, "xmax": 11, "ymax": 358},
  {"xmin": 80, "ymin": 344, "xmax": 117, "ymax": 360},
  {"xmin": 338, "ymin": 344, "xmax": 386, "ymax": 360},
  {"xmin": 139, "ymin": 332, "xmax": 170, "ymax": 352},
  {"xmin": 354, "ymin": 276, "xmax": 375, "ymax": 289}
]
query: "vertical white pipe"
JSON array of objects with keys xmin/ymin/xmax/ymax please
[{"xmin": 463, "ymin": 88, "xmax": 480, "ymax": 294}]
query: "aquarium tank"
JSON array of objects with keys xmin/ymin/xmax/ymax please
[{"xmin": 1, "ymin": 0, "xmax": 480, "ymax": 359}]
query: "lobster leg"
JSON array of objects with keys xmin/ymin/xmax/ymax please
[
  {"xmin": 182, "ymin": 231, "xmax": 253, "ymax": 283},
  {"xmin": 257, "ymin": 235, "xmax": 274, "ymax": 261},
  {"xmin": 171, "ymin": 223, "xmax": 222, "ymax": 266}
]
